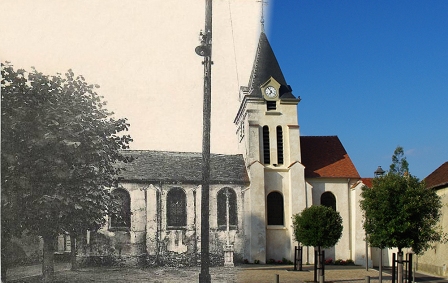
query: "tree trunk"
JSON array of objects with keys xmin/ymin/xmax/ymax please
[
  {"xmin": 397, "ymin": 250, "xmax": 403, "ymax": 283},
  {"xmin": 318, "ymin": 246, "xmax": 324, "ymax": 283},
  {"xmin": 70, "ymin": 232, "xmax": 78, "ymax": 271},
  {"xmin": 42, "ymin": 234, "xmax": 56, "ymax": 283},
  {"xmin": 379, "ymin": 249, "xmax": 383, "ymax": 283}
]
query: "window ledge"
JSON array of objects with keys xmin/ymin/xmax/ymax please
[
  {"xmin": 217, "ymin": 225, "xmax": 238, "ymax": 231},
  {"xmin": 265, "ymin": 166, "xmax": 289, "ymax": 172},
  {"xmin": 267, "ymin": 225, "xmax": 286, "ymax": 230},
  {"xmin": 167, "ymin": 226, "xmax": 187, "ymax": 230},
  {"xmin": 265, "ymin": 111, "xmax": 282, "ymax": 115}
]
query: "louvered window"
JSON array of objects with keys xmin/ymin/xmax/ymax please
[
  {"xmin": 167, "ymin": 188, "xmax": 187, "ymax": 227},
  {"xmin": 263, "ymin": 126, "xmax": 270, "ymax": 164},
  {"xmin": 267, "ymin": 101, "xmax": 276, "ymax": 110},
  {"xmin": 277, "ymin": 126, "xmax": 284, "ymax": 165}
]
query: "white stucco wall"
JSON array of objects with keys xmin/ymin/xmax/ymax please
[
  {"xmin": 416, "ymin": 186, "xmax": 448, "ymax": 276},
  {"xmin": 350, "ymin": 182, "xmax": 372, "ymax": 267},
  {"xmin": 307, "ymin": 178, "xmax": 356, "ymax": 262}
]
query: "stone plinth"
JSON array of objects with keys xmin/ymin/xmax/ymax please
[{"xmin": 224, "ymin": 245, "xmax": 234, "ymax": 267}]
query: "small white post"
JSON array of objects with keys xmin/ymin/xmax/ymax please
[{"xmin": 223, "ymin": 188, "xmax": 234, "ymax": 267}]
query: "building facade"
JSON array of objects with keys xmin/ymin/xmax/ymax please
[
  {"xmin": 416, "ymin": 162, "xmax": 448, "ymax": 276},
  {"xmin": 77, "ymin": 32, "xmax": 373, "ymax": 266}
]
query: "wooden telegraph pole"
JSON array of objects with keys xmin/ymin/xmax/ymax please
[{"xmin": 195, "ymin": 0, "xmax": 212, "ymax": 282}]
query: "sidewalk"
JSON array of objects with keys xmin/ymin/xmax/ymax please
[
  {"xmin": 238, "ymin": 264, "xmax": 387, "ymax": 283},
  {"xmin": 237, "ymin": 264, "xmax": 448, "ymax": 283}
]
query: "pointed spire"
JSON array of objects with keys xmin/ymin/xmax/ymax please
[
  {"xmin": 247, "ymin": 32, "xmax": 295, "ymax": 99},
  {"xmin": 259, "ymin": 0, "xmax": 267, "ymax": 32}
]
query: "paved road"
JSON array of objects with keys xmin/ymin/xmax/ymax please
[{"xmin": 380, "ymin": 266, "xmax": 448, "ymax": 283}]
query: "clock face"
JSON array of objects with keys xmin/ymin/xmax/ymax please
[{"xmin": 265, "ymin": 86, "xmax": 277, "ymax": 98}]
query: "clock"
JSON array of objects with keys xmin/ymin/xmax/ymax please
[{"xmin": 265, "ymin": 86, "xmax": 277, "ymax": 98}]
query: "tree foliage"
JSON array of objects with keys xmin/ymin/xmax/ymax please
[
  {"xmin": 389, "ymin": 146, "xmax": 409, "ymax": 175},
  {"xmin": 293, "ymin": 205, "xmax": 343, "ymax": 248},
  {"xmin": 1, "ymin": 62, "xmax": 132, "ymax": 280},
  {"xmin": 360, "ymin": 146, "xmax": 443, "ymax": 254}
]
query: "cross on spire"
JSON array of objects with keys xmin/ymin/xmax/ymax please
[{"xmin": 257, "ymin": 0, "xmax": 268, "ymax": 31}]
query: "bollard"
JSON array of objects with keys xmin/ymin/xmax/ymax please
[
  {"xmin": 274, "ymin": 274, "xmax": 279, "ymax": 283},
  {"xmin": 365, "ymin": 276, "xmax": 370, "ymax": 283}
]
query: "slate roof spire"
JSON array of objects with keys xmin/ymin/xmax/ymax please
[{"xmin": 247, "ymin": 32, "xmax": 295, "ymax": 99}]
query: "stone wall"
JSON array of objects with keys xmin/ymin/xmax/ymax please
[{"xmin": 81, "ymin": 182, "xmax": 246, "ymax": 267}]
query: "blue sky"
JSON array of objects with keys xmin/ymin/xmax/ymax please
[{"xmin": 268, "ymin": 0, "xmax": 448, "ymax": 179}]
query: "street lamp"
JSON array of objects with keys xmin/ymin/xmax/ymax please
[
  {"xmin": 196, "ymin": 1, "xmax": 212, "ymax": 282},
  {"xmin": 374, "ymin": 165, "xmax": 385, "ymax": 283},
  {"xmin": 366, "ymin": 166, "xmax": 386, "ymax": 271}
]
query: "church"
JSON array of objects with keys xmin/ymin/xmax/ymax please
[{"xmin": 80, "ymin": 31, "xmax": 370, "ymax": 267}]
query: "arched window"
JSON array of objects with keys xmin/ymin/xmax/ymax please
[
  {"xmin": 267, "ymin": 192, "xmax": 284, "ymax": 225},
  {"xmin": 217, "ymin": 188, "xmax": 237, "ymax": 229},
  {"xmin": 321, "ymin": 192, "xmax": 336, "ymax": 211},
  {"xmin": 276, "ymin": 126, "xmax": 284, "ymax": 165},
  {"xmin": 263, "ymin": 126, "xmax": 270, "ymax": 164},
  {"xmin": 167, "ymin": 187, "xmax": 187, "ymax": 227},
  {"xmin": 110, "ymin": 188, "xmax": 131, "ymax": 230}
]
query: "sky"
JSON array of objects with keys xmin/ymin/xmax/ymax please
[
  {"xmin": 1, "ymin": 0, "xmax": 261, "ymax": 156},
  {"xmin": 268, "ymin": 0, "xmax": 448, "ymax": 179},
  {"xmin": 1, "ymin": 0, "xmax": 447, "ymax": 180}
]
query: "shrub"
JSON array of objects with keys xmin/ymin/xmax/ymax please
[
  {"xmin": 346, "ymin": 259, "xmax": 355, "ymax": 265},
  {"xmin": 282, "ymin": 258, "xmax": 293, "ymax": 264},
  {"xmin": 332, "ymin": 258, "xmax": 355, "ymax": 265},
  {"xmin": 334, "ymin": 259, "xmax": 347, "ymax": 265}
]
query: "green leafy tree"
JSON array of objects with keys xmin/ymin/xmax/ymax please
[
  {"xmin": 389, "ymin": 146, "xmax": 409, "ymax": 175},
  {"xmin": 293, "ymin": 205, "xmax": 343, "ymax": 281},
  {"xmin": 360, "ymin": 146, "xmax": 442, "ymax": 254},
  {"xmin": 360, "ymin": 146, "xmax": 443, "ymax": 283},
  {"xmin": 361, "ymin": 173, "xmax": 442, "ymax": 253},
  {"xmin": 1, "ymin": 63, "xmax": 132, "ymax": 282}
]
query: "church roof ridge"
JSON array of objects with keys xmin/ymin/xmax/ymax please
[
  {"xmin": 121, "ymin": 149, "xmax": 243, "ymax": 157},
  {"xmin": 301, "ymin": 135, "xmax": 338, "ymax": 138}
]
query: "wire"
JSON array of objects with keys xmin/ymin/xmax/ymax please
[{"xmin": 227, "ymin": 0, "xmax": 240, "ymax": 89}]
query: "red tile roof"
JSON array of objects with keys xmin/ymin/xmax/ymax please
[
  {"xmin": 300, "ymin": 136, "xmax": 360, "ymax": 178},
  {"xmin": 360, "ymin": 178, "xmax": 373, "ymax": 188},
  {"xmin": 424, "ymin": 162, "xmax": 448, "ymax": 190}
]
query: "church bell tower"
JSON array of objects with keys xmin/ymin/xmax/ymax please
[{"xmin": 234, "ymin": 32, "xmax": 307, "ymax": 263}]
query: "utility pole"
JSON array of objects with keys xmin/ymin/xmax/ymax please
[{"xmin": 196, "ymin": 0, "xmax": 212, "ymax": 282}]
